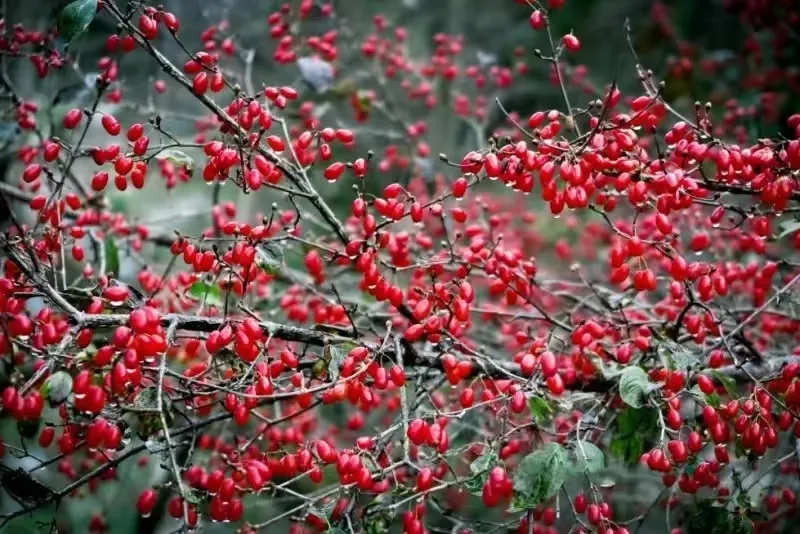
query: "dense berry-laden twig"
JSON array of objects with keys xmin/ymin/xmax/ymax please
[{"xmin": 0, "ymin": 1, "xmax": 799, "ymax": 533}]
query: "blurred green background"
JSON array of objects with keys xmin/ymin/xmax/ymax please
[{"xmin": 0, "ymin": 0, "xmax": 798, "ymax": 532}]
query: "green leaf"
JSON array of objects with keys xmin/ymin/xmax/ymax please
[
  {"xmin": 470, "ymin": 450, "xmax": 498, "ymax": 475},
  {"xmin": 156, "ymin": 149, "xmax": 195, "ymax": 172},
  {"xmin": 353, "ymin": 89, "xmax": 373, "ymax": 113},
  {"xmin": 618, "ymin": 366, "xmax": 655, "ymax": 408},
  {"xmin": 609, "ymin": 406, "xmax": 659, "ymax": 465},
  {"xmin": 571, "ymin": 442, "xmax": 604, "ymax": 474},
  {"xmin": 607, "ymin": 292, "xmax": 634, "ymax": 310},
  {"xmin": 364, "ymin": 517, "xmax": 390, "ymax": 534},
  {"xmin": 323, "ymin": 344, "xmax": 348, "ymax": 382},
  {"xmin": 104, "ymin": 235, "xmax": 119, "ymax": 277},
  {"xmin": 464, "ymin": 473, "xmax": 482, "ymax": 497},
  {"xmin": 144, "ymin": 436, "xmax": 171, "ymax": 465},
  {"xmin": 255, "ymin": 242, "xmax": 284, "ymax": 276},
  {"xmin": 188, "ymin": 281, "xmax": 224, "ymax": 308},
  {"xmin": 686, "ymin": 500, "xmax": 754, "ymax": 534},
  {"xmin": 690, "ymin": 384, "xmax": 722, "ymax": 408},
  {"xmin": 705, "ymin": 391, "xmax": 721, "ymax": 408},
  {"xmin": 777, "ymin": 219, "xmax": 800, "ymax": 240},
  {"xmin": 309, "ymin": 499, "xmax": 337, "ymax": 522},
  {"xmin": 512, "ymin": 443, "xmax": 568, "ymax": 507},
  {"xmin": 312, "ymin": 357, "xmax": 328, "ymax": 379},
  {"xmin": 710, "ymin": 370, "xmax": 737, "ymax": 398},
  {"xmin": 658, "ymin": 338, "xmax": 699, "ymax": 372},
  {"xmin": 133, "ymin": 386, "xmax": 159, "ymax": 410},
  {"xmin": 58, "ymin": 0, "xmax": 98, "ymax": 44},
  {"xmin": 465, "ymin": 450, "xmax": 499, "ymax": 495},
  {"xmin": 41, "ymin": 371, "xmax": 72, "ymax": 406},
  {"xmin": 528, "ymin": 396, "xmax": 555, "ymax": 424},
  {"xmin": 508, "ymin": 493, "xmax": 532, "ymax": 513},
  {"xmin": 683, "ymin": 456, "xmax": 701, "ymax": 477}
]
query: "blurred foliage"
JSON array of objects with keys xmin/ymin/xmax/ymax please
[{"xmin": 1, "ymin": 0, "xmax": 798, "ymax": 532}]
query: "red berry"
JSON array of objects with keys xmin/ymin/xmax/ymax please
[
  {"xmin": 63, "ymin": 108, "xmax": 82, "ymax": 129},
  {"xmin": 563, "ymin": 34, "xmax": 580, "ymax": 51},
  {"xmin": 101, "ymin": 115, "xmax": 121, "ymax": 136},
  {"xmin": 324, "ymin": 162, "xmax": 346, "ymax": 182}
]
